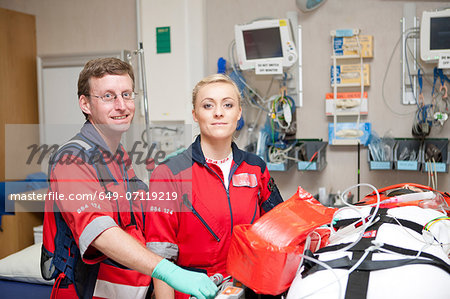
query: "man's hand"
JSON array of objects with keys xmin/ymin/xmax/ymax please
[{"xmin": 152, "ymin": 259, "xmax": 218, "ymax": 299}]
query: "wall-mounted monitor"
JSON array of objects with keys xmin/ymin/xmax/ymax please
[
  {"xmin": 234, "ymin": 19, "xmax": 297, "ymax": 71},
  {"xmin": 420, "ymin": 9, "xmax": 450, "ymax": 63}
]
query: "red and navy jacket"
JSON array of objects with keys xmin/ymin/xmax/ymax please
[
  {"xmin": 41, "ymin": 121, "xmax": 151, "ymax": 299},
  {"xmin": 145, "ymin": 135, "xmax": 283, "ymax": 297}
]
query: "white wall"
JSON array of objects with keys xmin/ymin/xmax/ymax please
[{"xmin": 0, "ymin": 0, "xmax": 137, "ymax": 56}]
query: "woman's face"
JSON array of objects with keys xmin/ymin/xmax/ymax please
[{"xmin": 192, "ymin": 82, "xmax": 242, "ymax": 142}]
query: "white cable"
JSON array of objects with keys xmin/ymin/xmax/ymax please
[
  {"xmin": 431, "ymin": 161, "xmax": 435, "ymax": 190},
  {"xmin": 405, "ymin": 38, "xmax": 440, "ymax": 95},
  {"xmin": 382, "ymin": 27, "xmax": 418, "ymax": 116},
  {"xmin": 267, "ymin": 94, "xmax": 294, "ymax": 130},
  {"xmin": 355, "ymin": 35, "xmax": 362, "ymax": 129},
  {"xmin": 300, "ymin": 234, "xmax": 313, "ymax": 273},
  {"xmin": 430, "ymin": 163, "xmax": 433, "ymax": 190},
  {"xmin": 296, "ymin": 253, "xmax": 343, "ymax": 299},
  {"xmin": 434, "ymin": 159, "xmax": 438, "ymax": 190},
  {"xmin": 427, "ymin": 160, "xmax": 436, "ymax": 190},
  {"xmin": 389, "ymin": 214, "xmax": 450, "ymax": 247},
  {"xmin": 311, "ymin": 230, "xmax": 323, "ymax": 252},
  {"xmin": 289, "ymin": 184, "xmax": 381, "ymax": 299},
  {"xmin": 328, "ymin": 183, "xmax": 381, "ymax": 254},
  {"xmin": 405, "ymin": 31, "xmax": 420, "ymax": 106},
  {"xmin": 268, "ymin": 145, "xmax": 298, "ymax": 163},
  {"xmin": 228, "ymin": 40, "xmax": 270, "ymax": 112},
  {"xmin": 228, "ymin": 40, "xmax": 260, "ymax": 111},
  {"xmin": 301, "ymin": 230, "xmax": 323, "ymax": 270},
  {"xmin": 297, "ymin": 187, "xmax": 449, "ymax": 298},
  {"xmin": 427, "ymin": 161, "xmax": 431, "ymax": 189}
]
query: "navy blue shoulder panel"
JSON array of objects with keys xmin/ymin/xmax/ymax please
[
  {"xmin": 47, "ymin": 134, "xmax": 117, "ymax": 187},
  {"xmin": 240, "ymin": 151, "xmax": 267, "ymax": 174},
  {"xmin": 49, "ymin": 134, "xmax": 97, "ymax": 165},
  {"xmin": 160, "ymin": 149, "xmax": 194, "ymax": 176},
  {"xmin": 51, "ymin": 145, "xmax": 85, "ymax": 164}
]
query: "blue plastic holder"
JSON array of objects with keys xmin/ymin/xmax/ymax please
[
  {"xmin": 394, "ymin": 139, "xmax": 422, "ymax": 171},
  {"xmin": 421, "ymin": 139, "xmax": 449, "ymax": 173},
  {"xmin": 367, "ymin": 138, "xmax": 395, "ymax": 170},
  {"xmin": 297, "ymin": 141, "xmax": 328, "ymax": 171},
  {"xmin": 329, "ymin": 122, "xmax": 371, "ymax": 146}
]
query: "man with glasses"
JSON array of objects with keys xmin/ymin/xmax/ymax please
[{"xmin": 41, "ymin": 57, "xmax": 217, "ymax": 299}]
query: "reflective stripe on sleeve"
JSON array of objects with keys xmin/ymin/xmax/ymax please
[
  {"xmin": 146, "ymin": 241, "xmax": 179, "ymax": 261},
  {"xmin": 79, "ymin": 216, "xmax": 118, "ymax": 257},
  {"xmin": 93, "ymin": 279, "xmax": 149, "ymax": 299}
]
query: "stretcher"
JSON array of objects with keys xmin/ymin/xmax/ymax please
[{"xmin": 226, "ymin": 183, "xmax": 450, "ymax": 298}]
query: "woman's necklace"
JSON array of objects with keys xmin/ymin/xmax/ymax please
[{"xmin": 205, "ymin": 152, "xmax": 232, "ymax": 165}]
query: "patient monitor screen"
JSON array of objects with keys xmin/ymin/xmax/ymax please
[
  {"xmin": 430, "ymin": 16, "xmax": 450, "ymax": 50},
  {"xmin": 243, "ymin": 27, "xmax": 283, "ymax": 60}
]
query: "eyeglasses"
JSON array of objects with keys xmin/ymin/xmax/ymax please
[{"xmin": 88, "ymin": 92, "xmax": 137, "ymax": 103}]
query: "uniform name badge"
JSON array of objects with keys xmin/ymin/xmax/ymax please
[{"xmin": 232, "ymin": 173, "xmax": 258, "ymax": 188}]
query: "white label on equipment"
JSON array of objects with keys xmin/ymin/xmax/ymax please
[
  {"xmin": 438, "ymin": 55, "xmax": 450, "ymax": 69},
  {"xmin": 255, "ymin": 62, "xmax": 283, "ymax": 75}
]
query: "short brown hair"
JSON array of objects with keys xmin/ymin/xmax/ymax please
[
  {"xmin": 78, "ymin": 57, "xmax": 135, "ymax": 119},
  {"xmin": 192, "ymin": 74, "xmax": 241, "ymax": 109}
]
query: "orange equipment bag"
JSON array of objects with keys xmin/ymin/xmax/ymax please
[{"xmin": 226, "ymin": 186, "xmax": 336, "ymax": 295}]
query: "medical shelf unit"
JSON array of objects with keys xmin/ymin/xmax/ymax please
[{"xmin": 329, "ymin": 29, "xmax": 371, "ymax": 145}]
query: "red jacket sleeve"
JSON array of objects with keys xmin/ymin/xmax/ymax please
[
  {"xmin": 50, "ymin": 157, "xmax": 117, "ymax": 263},
  {"xmin": 144, "ymin": 163, "xmax": 185, "ymax": 261}
]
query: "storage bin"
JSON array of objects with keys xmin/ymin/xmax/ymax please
[
  {"xmin": 297, "ymin": 141, "xmax": 328, "ymax": 171},
  {"xmin": 367, "ymin": 138, "xmax": 395, "ymax": 170},
  {"xmin": 394, "ymin": 139, "xmax": 422, "ymax": 171},
  {"xmin": 421, "ymin": 139, "xmax": 449, "ymax": 173},
  {"xmin": 266, "ymin": 145, "xmax": 296, "ymax": 172}
]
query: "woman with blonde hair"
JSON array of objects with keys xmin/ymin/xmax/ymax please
[{"xmin": 146, "ymin": 73, "xmax": 283, "ymax": 298}]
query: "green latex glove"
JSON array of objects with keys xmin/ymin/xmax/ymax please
[
  {"xmin": 152, "ymin": 259, "xmax": 218, "ymax": 299},
  {"xmin": 332, "ymin": 218, "xmax": 338, "ymax": 226}
]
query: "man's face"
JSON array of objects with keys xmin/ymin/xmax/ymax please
[{"xmin": 79, "ymin": 74, "xmax": 135, "ymax": 138}]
